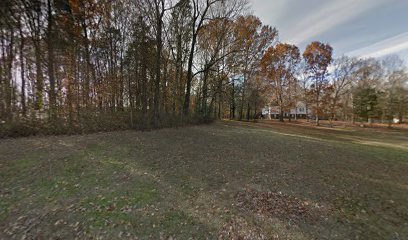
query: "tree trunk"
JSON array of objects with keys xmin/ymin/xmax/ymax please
[
  {"xmin": 0, "ymin": 36, "xmax": 3, "ymax": 117},
  {"xmin": 34, "ymin": 46, "xmax": 43, "ymax": 111},
  {"xmin": 19, "ymin": 20, "xmax": 26, "ymax": 117},
  {"xmin": 174, "ymin": 32, "xmax": 183, "ymax": 115},
  {"xmin": 5, "ymin": 31, "xmax": 14, "ymax": 120},
  {"xmin": 201, "ymin": 66, "xmax": 209, "ymax": 116},
  {"xmin": 246, "ymin": 102, "xmax": 250, "ymax": 121},
  {"xmin": 279, "ymin": 106, "xmax": 284, "ymax": 122},
  {"xmin": 184, "ymin": 32, "xmax": 198, "ymax": 116},
  {"xmin": 217, "ymin": 74, "xmax": 223, "ymax": 119},
  {"xmin": 153, "ymin": 2, "xmax": 163, "ymax": 126},
  {"xmin": 315, "ymin": 78, "xmax": 320, "ymax": 126},
  {"xmin": 239, "ymin": 49, "xmax": 251, "ymax": 121},
  {"xmin": 230, "ymin": 78, "xmax": 235, "ymax": 119},
  {"xmin": 47, "ymin": 0, "xmax": 57, "ymax": 121}
]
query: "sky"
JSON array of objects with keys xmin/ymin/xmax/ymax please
[{"xmin": 249, "ymin": 0, "xmax": 408, "ymax": 62}]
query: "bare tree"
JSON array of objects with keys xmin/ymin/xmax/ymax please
[
  {"xmin": 329, "ymin": 56, "xmax": 359, "ymax": 126},
  {"xmin": 183, "ymin": 0, "xmax": 247, "ymax": 116}
]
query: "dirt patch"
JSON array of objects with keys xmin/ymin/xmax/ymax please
[
  {"xmin": 235, "ymin": 189, "xmax": 326, "ymax": 222},
  {"xmin": 218, "ymin": 217, "xmax": 268, "ymax": 240}
]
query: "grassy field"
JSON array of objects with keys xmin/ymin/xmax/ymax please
[{"xmin": 1, "ymin": 120, "xmax": 407, "ymax": 239}]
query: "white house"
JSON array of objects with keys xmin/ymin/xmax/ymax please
[{"xmin": 262, "ymin": 102, "xmax": 310, "ymax": 119}]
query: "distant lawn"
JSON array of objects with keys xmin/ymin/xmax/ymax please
[{"xmin": 1, "ymin": 121, "xmax": 407, "ymax": 239}]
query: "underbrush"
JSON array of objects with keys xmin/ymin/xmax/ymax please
[{"xmin": 0, "ymin": 111, "xmax": 213, "ymax": 138}]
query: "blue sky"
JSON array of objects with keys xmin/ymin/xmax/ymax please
[{"xmin": 249, "ymin": 0, "xmax": 408, "ymax": 62}]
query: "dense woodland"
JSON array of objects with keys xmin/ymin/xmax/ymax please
[{"xmin": 1, "ymin": 0, "xmax": 407, "ymax": 137}]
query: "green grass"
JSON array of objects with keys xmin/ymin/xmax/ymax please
[{"xmin": 0, "ymin": 120, "xmax": 407, "ymax": 239}]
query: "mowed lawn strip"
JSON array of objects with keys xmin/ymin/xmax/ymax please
[{"xmin": 0, "ymin": 121, "xmax": 407, "ymax": 239}]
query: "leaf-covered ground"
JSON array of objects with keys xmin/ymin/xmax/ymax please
[{"xmin": 1, "ymin": 120, "xmax": 407, "ymax": 239}]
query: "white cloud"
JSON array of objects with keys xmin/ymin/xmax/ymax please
[
  {"xmin": 249, "ymin": 0, "xmax": 287, "ymax": 27},
  {"xmin": 347, "ymin": 32, "xmax": 408, "ymax": 58},
  {"xmin": 286, "ymin": 0, "xmax": 387, "ymax": 45},
  {"xmin": 249, "ymin": 0, "xmax": 408, "ymax": 60}
]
